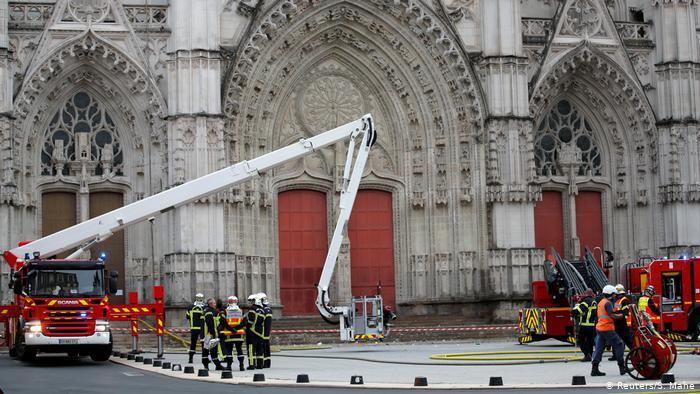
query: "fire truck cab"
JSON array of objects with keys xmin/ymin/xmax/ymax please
[
  {"xmin": 625, "ymin": 257, "xmax": 700, "ymax": 340},
  {"xmin": 8, "ymin": 258, "xmax": 117, "ymax": 361}
]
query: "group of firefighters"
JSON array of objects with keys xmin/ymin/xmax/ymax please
[
  {"xmin": 571, "ymin": 284, "xmax": 659, "ymax": 377},
  {"xmin": 185, "ymin": 292, "xmax": 273, "ymax": 371}
]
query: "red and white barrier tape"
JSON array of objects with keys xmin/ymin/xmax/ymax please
[{"xmin": 112, "ymin": 325, "xmax": 518, "ymax": 334}]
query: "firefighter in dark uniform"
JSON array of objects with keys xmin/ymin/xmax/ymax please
[
  {"xmin": 261, "ymin": 293, "xmax": 273, "ymax": 368},
  {"xmin": 201, "ymin": 298, "xmax": 224, "ymax": 370},
  {"xmin": 239, "ymin": 293, "xmax": 265, "ymax": 370},
  {"xmin": 611, "ymin": 284, "xmax": 633, "ymax": 360},
  {"xmin": 221, "ymin": 296, "xmax": 246, "ymax": 371},
  {"xmin": 571, "ymin": 288, "xmax": 596, "ymax": 361},
  {"xmin": 185, "ymin": 293, "xmax": 204, "ymax": 364}
]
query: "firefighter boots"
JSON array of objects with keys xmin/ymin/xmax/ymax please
[{"xmin": 591, "ymin": 364, "xmax": 606, "ymax": 377}]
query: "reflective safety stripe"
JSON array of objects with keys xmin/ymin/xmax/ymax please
[{"xmin": 614, "ymin": 297, "xmax": 631, "ymax": 326}]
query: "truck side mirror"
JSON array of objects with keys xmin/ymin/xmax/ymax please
[
  {"xmin": 605, "ymin": 250, "xmax": 614, "ymax": 263},
  {"xmin": 108, "ymin": 271, "xmax": 118, "ymax": 295}
]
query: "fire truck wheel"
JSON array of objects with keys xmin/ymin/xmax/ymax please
[
  {"xmin": 90, "ymin": 347, "xmax": 112, "ymax": 362},
  {"xmin": 16, "ymin": 341, "xmax": 36, "ymax": 362},
  {"xmin": 9, "ymin": 347, "xmax": 17, "ymax": 358}
]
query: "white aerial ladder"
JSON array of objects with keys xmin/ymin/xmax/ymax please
[
  {"xmin": 4, "ymin": 114, "xmax": 378, "ymax": 341},
  {"xmin": 4, "ymin": 115, "xmax": 376, "ymax": 268}
]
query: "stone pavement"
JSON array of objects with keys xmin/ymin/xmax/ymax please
[{"xmin": 112, "ymin": 339, "xmax": 700, "ymax": 390}]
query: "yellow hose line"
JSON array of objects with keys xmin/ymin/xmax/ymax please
[
  {"xmin": 431, "ymin": 346, "xmax": 698, "ymax": 361},
  {"xmin": 137, "ymin": 318, "xmax": 189, "ymax": 348}
]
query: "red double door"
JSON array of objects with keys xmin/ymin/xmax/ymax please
[
  {"xmin": 534, "ymin": 190, "xmax": 603, "ymax": 259},
  {"xmin": 278, "ymin": 190, "xmax": 395, "ymax": 316}
]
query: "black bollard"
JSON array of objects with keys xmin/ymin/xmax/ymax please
[
  {"xmin": 489, "ymin": 377, "xmax": 503, "ymax": 386},
  {"xmin": 134, "ymin": 356, "xmax": 143, "ymax": 362},
  {"xmin": 572, "ymin": 376, "xmax": 586, "ymax": 386},
  {"xmin": 253, "ymin": 373, "xmax": 265, "ymax": 382},
  {"xmin": 152, "ymin": 360, "xmax": 162, "ymax": 367},
  {"xmin": 184, "ymin": 366, "xmax": 195, "ymax": 374},
  {"xmin": 414, "ymin": 377, "xmax": 428, "ymax": 387},
  {"xmin": 661, "ymin": 374, "xmax": 675, "ymax": 384},
  {"xmin": 143, "ymin": 358, "xmax": 152, "ymax": 365},
  {"xmin": 162, "ymin": 362, "xmax": 171, "ymax": 369},
  {"xmin": 221, "ymin": 371, "xmax": 233, "ymax": 379},
  {"xmin": 127, "ymin": 354, "xmax": 135, "ymax": 360},
  {"xmin": 296, "ymin": 374, "xmax": 310, "ymax": 383},
  {"xmin": 350, "ymin": 376, "xmax": 364, "ymax": 385},
  {"xmin": 198, "ymin": 369, "xmax": 209, "ymax": 377},
  {"xmin": 119, "ymin": 352, "xmax": 127, "ymax": 358}
]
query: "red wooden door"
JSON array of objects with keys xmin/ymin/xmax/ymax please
[
  {"xmin": 278, "ymin": 190, "xmax": 328, "ymax": 315},
  {"xmin": 348, "ymin": 190, "xmax": 395, "ymax": 309},
  {"xmin": 534, "ymin": 191, "xmax": 565, "ymax": 256},
  {"xmin": 575, "ymin": 191, "xmax": 603, "ymax": 257}
]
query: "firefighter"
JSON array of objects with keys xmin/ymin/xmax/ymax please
[
  {"xmin": 222, "ymin": 296, "xmax": 246, "ymax": 371},
  {"xmin": 611, "ymin": 284, "xmax": 633, "ymax": 361},
  {"xmin": 591, "ymin": 285, "xmax": 626, "ymax": 377},
  {"xmin": 638, "ymin": 285, "xmax": 660, "ymax": 328},
  {"xmin": 185, "ymin": 292, "xmax": 204, "ymax": 364},
  {"xmin": 201, "ymin": 298, "xmax": 224, "ymax": 370},
  {"xmin": 235, "ymin": 294, "xmax": 264, "ymax": 370},
  {"xmin": 261, "ymin": 293, "xmax": 272, "ymax": 368},
  {"xmin": 571, "ymin": 289, "xmax": 596, "ymax": 361}
]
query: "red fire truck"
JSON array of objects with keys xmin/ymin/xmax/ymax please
[
  {"xmin": 519, "ymin": 251, "xmax": 700, "ymax": 344},
  {"xmin": 518, "ymin": 248, "xmax": 608, "ymax": 344},
  {"xmin": 625, "ymin": 257, "xmax": 700, "ymax": 341}
]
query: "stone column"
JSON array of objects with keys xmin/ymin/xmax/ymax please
[
  {"xmin": 0, "ymin": 0, "xmax": 15, "ymax": 302},
  {"xmin": 163, "ymin": 0, "xmax": 226, "ymax": 304},
  {"xmin": 653, "ymin": 0, "xmax": 700, "ymax": 255},
  {"xmin": 481, "ymin": 0, "xmax": 540, "ymax": 298}
]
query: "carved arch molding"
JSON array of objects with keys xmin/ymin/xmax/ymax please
[
  {"xmin": 530, "ymin": 44, "xmax": 657, "ymax": 207},
  {"xmin": 223, "ymin": 0, "xmax": 486, "ymax": 208},
  {"xmin": 10, "ymin": 31, "xmax": 168, "ymax": 204}
]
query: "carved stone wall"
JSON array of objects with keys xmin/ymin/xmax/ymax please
[{"xmin": 3, "ymin": 0, "xmax": 700, "ymax": 317}]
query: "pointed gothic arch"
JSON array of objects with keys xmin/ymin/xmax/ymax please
[{"xmin": 531, "ymin": 43, "xmax": 657, "ymax": 183}]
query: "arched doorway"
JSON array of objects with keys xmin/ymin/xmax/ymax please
[
  {"xmin": 348, "ymin": 190, "xmax": 395, "ymax": 309},
  {"xmin": 39, "ymin": 91, "xmax": 128, "ymax": 303},
  {"xmin": 278, "ymin": 190, "xmax": 328, "ymax": 315},
  {"xmin": 533, "ymin": 98, "xmax": 606, "ymax": 259}
]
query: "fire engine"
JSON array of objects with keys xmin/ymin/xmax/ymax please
[
  {"xmin": 518, "ymin": 249, "xmax": 700, "ymax": 344},
  {"xmin": 518, "ymin": 247, "xmax": 609, "ymax": 344},
  {"xmin": 1, "ymin": 114, "xmax": 378, "ymax": 361},
  {"xmin": 624, "ymin": 257, "xmax": 700, "ymax": 341}
]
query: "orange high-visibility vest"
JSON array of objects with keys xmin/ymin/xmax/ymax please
[
  {"xmin": 614, "ymin": 296, "xmax": 631, "ymax": 327},
  {"xmin": 596, "ymin": 298, "xmax": 615, "ymax": 332}
]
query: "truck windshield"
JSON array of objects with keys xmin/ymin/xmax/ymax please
[{"xmin": 27, "ymin": 268, "xmax": 105, "ymax": 298}]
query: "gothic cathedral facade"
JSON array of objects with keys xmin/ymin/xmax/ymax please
[{"xmin": 0, "ymin": 0, "xmax": 698, "ymax": 319}]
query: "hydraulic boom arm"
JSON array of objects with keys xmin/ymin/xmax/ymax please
[
  {"xmin": 315, "ymin": 116, "xmax": 375, "ymax": 336},
  {"xmin": 3, "ymin": 115, "xmax": 377, "ymax": 269}
]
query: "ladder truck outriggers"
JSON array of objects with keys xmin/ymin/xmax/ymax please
[{"xmin": 1, "ymin": 115, "xmax": 378, "ymax": 361}]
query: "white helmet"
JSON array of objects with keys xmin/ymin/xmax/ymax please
[
  {"xmin": 260, "ymin": 292, "xmax": 269, "ymax": 306},
  {"xmin": 253, "ymin": 293, "xmax": 264, "ymax": 306},
  {"xmin": 602, "ymin": 285, "xmax": 616, "ymax": 295},
  {"xmin": 615, "ymin": 284, "xmax": 625, "ymax": 294},
  {"xmin": 227, "ymin": 296, "xmax": 238, "ymax": 305},
  {"xmin": 194, "ymin": 293, "xmax": 204, "ymax": 306}
]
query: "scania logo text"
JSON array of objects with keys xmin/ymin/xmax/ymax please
[{"xmin": 57, "ymin": 300, "xmax": 79, "ymax": 304}]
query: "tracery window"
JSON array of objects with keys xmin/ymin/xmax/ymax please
[
  {"xmin": 41, "ymin": 92, "xmax": 123, "ymax": 177},
  {"xmin": 534, "ymin": 99, "xmax": 602, "ymax": 177}
]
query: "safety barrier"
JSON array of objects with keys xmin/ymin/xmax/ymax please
[{"xmin": 109, "ymin": 286, "xmax": 165, "ymax": 358}]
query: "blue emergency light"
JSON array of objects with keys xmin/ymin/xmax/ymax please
[{"xmin": 98, "ymin": 252, "xmax": 107, "ymax": 262}]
